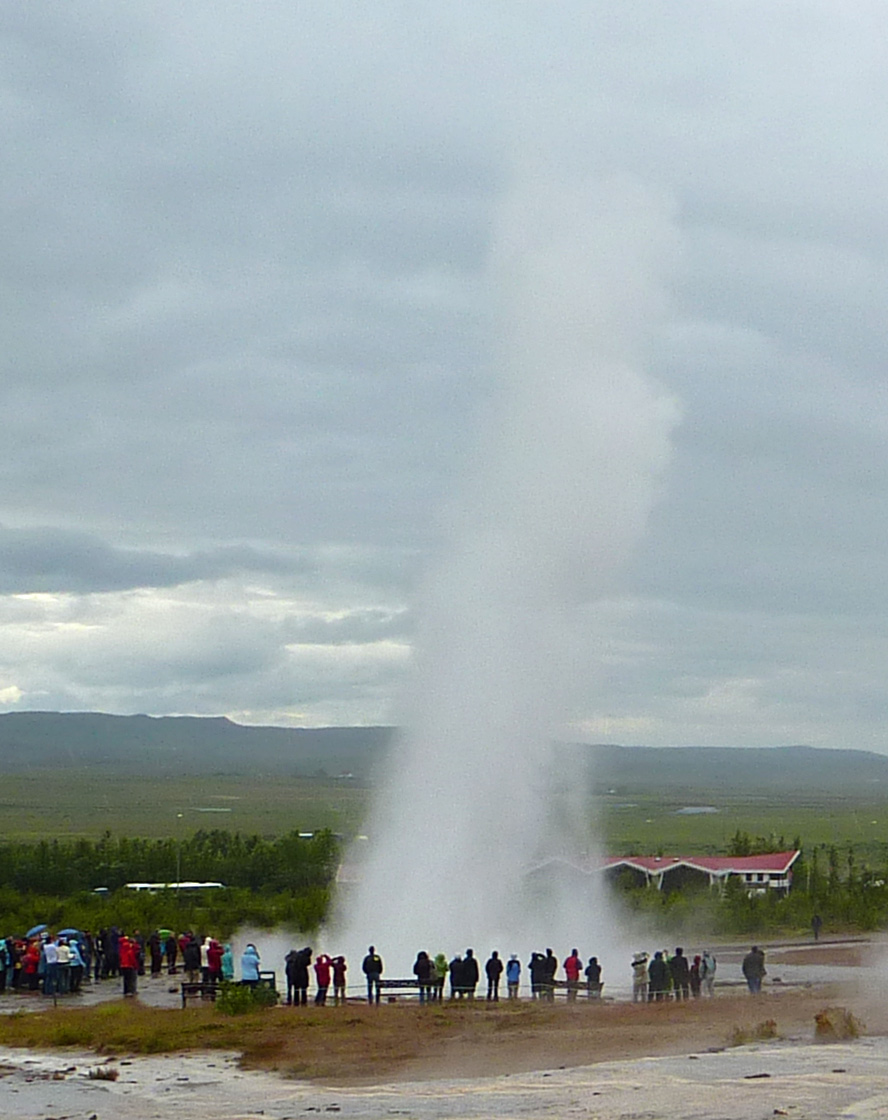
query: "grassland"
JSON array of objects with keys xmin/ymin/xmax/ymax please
[
  {"xmin": 5, "ymin": 771, "xmax": 888, "ymax": 865},
  {"xmin": 0, "ymin": 772, "xmax": 366, "ymax": 840}
]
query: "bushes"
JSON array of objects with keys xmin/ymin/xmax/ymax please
[{"xmin": 216, "ymin": 981, "xmax": 279, "ymax": 1015}]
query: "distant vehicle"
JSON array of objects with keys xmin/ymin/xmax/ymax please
[{"xmin": 122, "ymin": 881, "xmax": 226, "ymax": 893}]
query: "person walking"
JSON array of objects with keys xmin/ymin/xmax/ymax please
[
  {"xmin": 742, "ymin": 946, "xmax": 766, "ymax": 994},
  {"xmin": 485, "ymin": 951, "xmax": 503, "ymax": 1001},
  {"xmin": 362, "ymin": 946, "xmax": 383, "ymax": 1004}
]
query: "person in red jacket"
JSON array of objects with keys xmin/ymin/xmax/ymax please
[
  {"xmin": 119, "ymin": 934, "xmax": 139, "ymax": 996},
  {"xmin": 332, "ymin": 955, "xmax": 347, "ymax": 1004},
  {"xmin": 23, "ymin": 940, "xmax": 40, "ymax": 991},
  {"xmin": 314, "ymin": 953, "xmax": 332, "ymax": 1005},
  {"xmin": 207, "ymin": 938, "xmax": 223, "ymax": 983},
  {"xmin": 564, "ymin": 948, "xmax": 582, "ymax": 1001}
]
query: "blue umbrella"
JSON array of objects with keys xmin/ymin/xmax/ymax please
[
  {"xmin": 58, "ymin": 928, "xmax": 81, "ymax": 938},
  {"xmin": 25, "ymin": 923, "xmax": 47, "ymax": 938}
]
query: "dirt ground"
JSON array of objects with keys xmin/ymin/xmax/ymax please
[{"xmin": 260, "ymin": 985, "xmax": 875, "ymax": 1083}]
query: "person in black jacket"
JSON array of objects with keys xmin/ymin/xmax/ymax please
[
  {"xmin": 362, "ymin": 946, "xmax": 383, "ymax": 1004},
  {"xmin": 413, "ymin": 950, "xmax": 434, "ymax": 1003},
  {"xmin": 542, "ymin": 948, "xmax": 558, "ymax": 1002},
  {"xmin": 285, "ymin": 946, "xmax": 311, "ymax": 1006},
  {"xmin": 648, "ymin": 951, "xmax": 668, "ymax": 1001},
  {"xmin": 485, "ymin": 951, "xmax": 503, "ymax": 1001},
  {"xmin": 449, "ymin": 954, "xmax": 464, "ymax": 998},
  {"xmin": 669, "ymin": 947, "xmax": 690, "ymax": 1001},
  {"xmin": 463, "ymin": 948, "xmax": 479, "ymax": 999},
  {"xmin": 528, "ymin": 952, "xmax": 544, "ymax": 999}
]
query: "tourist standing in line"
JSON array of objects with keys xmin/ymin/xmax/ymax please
[
  {"xmin": 648, "ymin": 951, "xmax": 668, "ymax": 1001},
  {"xmin": 485, "ymin": 951, "xmax": 503, "ymax": 1001},
  {"xmin": 585, "ymin": 956, "xmax": 602, "ymax": 998},
  {"xmin": 564, "ymin": 949, "xmax": 582, "ymax": 1001},
  {"xmin": 119, "ymin": 934, "xmax": 138, "ymax": 996},
  {"xmin": 701, "ymin": 950, "xmax": 716, "ymax": 996},
  {"xmin": 670, "ymin": 947, "xmax": 690, "ymax": 1001},
  {"xmin": 362, "ymin": 945, "xmax": 383, "ymax": 1004},
  {"xmin": 314, "ymin": 953, "xmax": 332, "ymax": 1005},
  {"xmin": 413, "ymin": 951, "xmax": 434, "ymax": 1003},
  {"xmin": 506, "ymin": 954, "xmax": 521, "ymax": 999},
  {"xmin": 632, "ymin": 952, "xmax": 648, "ymax": 1002},
  {"xmin": 433, "ymin": 953, "xmax": 448, "ymax": 1001},
  {"xmin": 332, "ymin": 955, "xmax": 347, "ymax": 1003},
  {"xmin": 241, "ymin": 942, "xmax": 261, "ymax": 988},
  {"xmin": 463, "ymin": 949, "xmax": 479, "ymax": 999},
  {"xmin": 542, "ymin": 949, "xmax": 558, "ymax": 1001}
]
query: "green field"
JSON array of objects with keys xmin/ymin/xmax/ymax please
[
  {"xmin": 6, "ymin": 772, "xmax": 888, "ymax": 866},
  {"xmin": 0, "ymin": 772, "xmax": 366, "ymax": 841},
  {"xmin": 599, "ymin": 791, "xmax": 888, "ymax": 861}
]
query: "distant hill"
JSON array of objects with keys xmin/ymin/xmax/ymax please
[
  {"xmin": 1, "ymin": 712, "xmax": 887, "ymax": 794},
  {"xmin": 0, "ymin": 712, "xmax": 392, "ymax": 778}
]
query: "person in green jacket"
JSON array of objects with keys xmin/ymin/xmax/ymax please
[
  {"xmin": 220, "ymin": 944, "xmax": 234, "ymax": 981},
  {"xmin": 433, "ymin": 953, "xmax": 448, "ymax": 1002}
]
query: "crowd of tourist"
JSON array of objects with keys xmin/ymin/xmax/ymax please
[
  {"xmin": 0, "ymin": 929, "xmax": 774, "ymax": 1004},
  {"xmin": 0, "ymin": 928, "xmax": 257, "ymax": 998},
  {"xmin": 630, "ymin": 947, "xmax": 718, "ymax": 1001}
]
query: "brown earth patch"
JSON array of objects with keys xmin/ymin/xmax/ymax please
[
  {"xmin": 767, "ymin": 945, "xmax": 869, "ymax": 967},
  {"xmin": 240, "ymin": 986, "xmax": 886, "ymax": 1083}
]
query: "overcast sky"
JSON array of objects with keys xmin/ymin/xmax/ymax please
[{"xmin": 3, "ymin": 2, "xmax": 888, "ymax": 750}]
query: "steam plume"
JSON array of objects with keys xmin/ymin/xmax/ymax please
[{"xmin": 335, "ymin": 175, "xmax": 678, "ymax": 971}]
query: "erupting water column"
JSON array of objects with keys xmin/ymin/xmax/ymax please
[{"xmin": 337, "ymin": 175, "xmax": 679, "ymax": 970}]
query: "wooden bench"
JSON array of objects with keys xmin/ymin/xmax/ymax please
[
  {"xmin": 376, "ymin": 978, "xmax": 431, "ymax": 1001},
  {"xmin": 180, "ymin": 981, "xmax": 218, "ymax": 1007}
]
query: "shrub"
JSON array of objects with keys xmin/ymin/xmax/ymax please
[
  {"xmin": 215, "ymin": 981, "xmax": 279, "ymax": 1016},
  {"xmin": 87, "ymin": 1066, "xmax": 119, "ymax": 1081},
  {"xmin": 728, "ymin": 1019, "xmax": 778, "ymax": 1047},
  {"xmin": 814, "ymin": 1007, "xmax": 863, "ymax": 1041}
]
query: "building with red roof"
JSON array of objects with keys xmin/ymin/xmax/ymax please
[{"xmin": 526, "ymin": 850, "xmax": 800, "ymax": 894}]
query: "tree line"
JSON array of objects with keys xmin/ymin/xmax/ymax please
[{"xmin": 0, "ymin": 828, "xmax": 339, "ymax": 896}]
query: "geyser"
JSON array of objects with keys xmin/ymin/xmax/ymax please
[{"xmin": 336, "ymin": 175, "xmax": 678, "ymax": 973}]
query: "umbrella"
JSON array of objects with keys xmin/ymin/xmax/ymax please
[
  {"xmin": 25, "ymin": 924, "xmax": 47, "ymax": 938},
  {"xmin": 158, "ymin": 928, "xmax": 174, "ymax": 940},
  {"xmin": 58, "ymin": 928, "xmax": 81, "ymax": 938}
]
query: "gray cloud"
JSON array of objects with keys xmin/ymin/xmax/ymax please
[
  {"xmin": 0, "ymin": 525, "xmax": 294, "ymax": 593},
  {"xmin": 2, "ymin": 3, "xmax": 888, "ymax": 745}
]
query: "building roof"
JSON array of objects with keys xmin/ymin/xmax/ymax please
[{"xmin": 602, "ymin": 851, "xmax": 800, "ymax": 876}]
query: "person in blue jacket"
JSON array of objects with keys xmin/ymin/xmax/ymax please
[
  {"xmin": 506, "ymin": 954, "xmax": 521, "ymax": 999},
  {"xmin": 241, "ymin": 943, "xmax": 261, "ymax": 987}
]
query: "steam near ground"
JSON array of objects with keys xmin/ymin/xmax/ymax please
[{"xmin": 327, "ymin": 175, "xmax": 679, "ymax": 977}]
